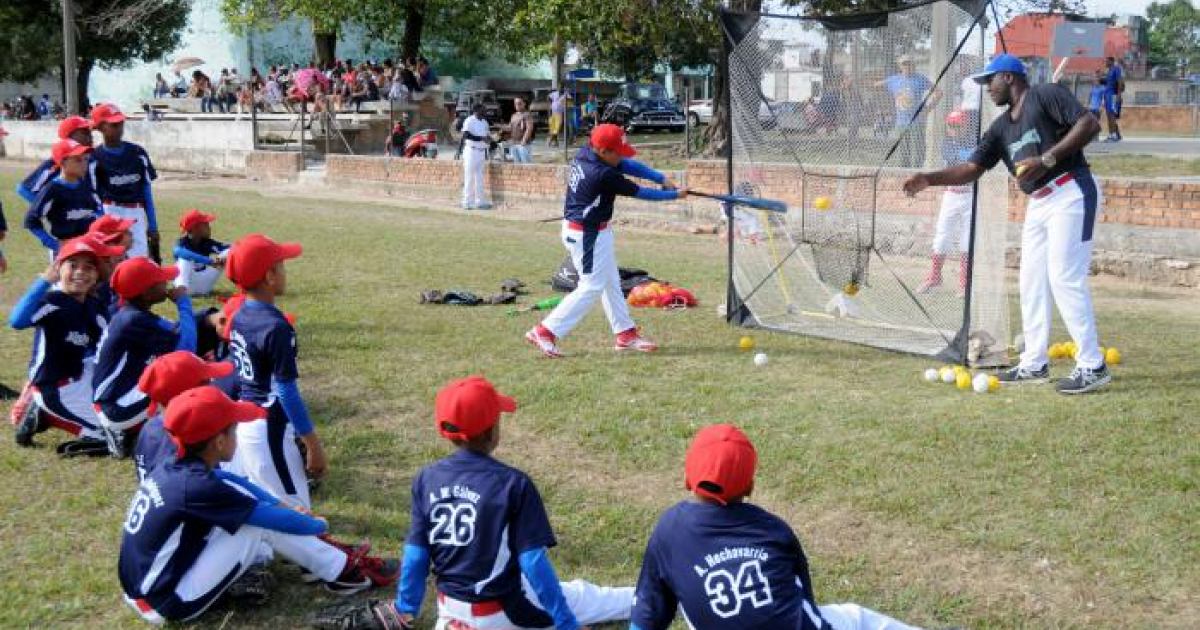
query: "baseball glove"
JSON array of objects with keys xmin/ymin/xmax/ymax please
[{"xmin": 309, "ymin": 600, "xmax": 412, "ymax": 630}]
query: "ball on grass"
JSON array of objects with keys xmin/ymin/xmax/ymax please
[
  {"xmin": 923, "ymin": 368, "xmax": 939, "ymax": 382},
  {"xmin": 987, "ymin": 375, "xmax": 1000, "ymax": 392},
  {"xmin": 754, "ymin": 352, "xmax": 769, "ymax": 367},
  {"xmin": 739, "ymin": 336, "xmax": 755, "ymax": 352},
  {"xmin": 1106, "ymin": 347, "xmax": 1122, "ymax": 365},
  {"xmin": 939, "ymin": 367, "xmax": 956, "ymax": 383},
  {"xmin": 814, "ymin": 196, "xmax": 832, "ymax": 210},
  {"xmin": 972, "ymin": 373, "xmax": 991, "ymax": 393},
  {"xmin": 956, "ymin": 371, "xmax": 973, "ymax": 390}
]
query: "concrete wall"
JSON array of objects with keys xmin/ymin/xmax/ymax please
[
  {"xmin": 0, "ymin": 118, "xmax": 254, "ymax": 174},
  {"xmin": 1115, "ymin": 105, "xmax": 1199, "ymax": 136}
]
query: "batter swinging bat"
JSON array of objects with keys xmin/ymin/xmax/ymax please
[{"xmin": 690, "ymin": 190, "xmax": 788, "ymax": 214}]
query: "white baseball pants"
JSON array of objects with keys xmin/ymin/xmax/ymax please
[
  {"xmin": 123, "ymin": 524, "xmax": 346, "ymax": 624},
  {"xmin": 1018, "ymin": 171, "xmax": 1103, "ymax": 371},
  {"xmin": 462, "ymin": 146, "xmax": 489, "ymax": 208},
  {"xmin": 31, "ymin": 363, "xmax": 102, "ymax": 439},
  {"xmin": 434, "ymin": 579, "xmax": 633, "ymax": 630},
  {"xmin": 820, "ymin": 603, "xmax": 923, "ymax": 630},
  {"xmin": 176, "ymin": 259, "xmax": 223, "ymax": 296},
  {"xmin": 104, "ymin": 204, "xmax": 149, "ymax": 258},
  {"xmin": 932, "ymin": 187, "xmax": 973, "ymax": 255},
  {"xmin": 541, "ymin": 224, "xmax": 636, "ymax": 339},
  {"xmin": 230, "ymin": 404, "xmax": 311, "ymax": 509}
]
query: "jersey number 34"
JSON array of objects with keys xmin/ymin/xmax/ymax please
[{"xmin": 704, "ymin": 560, "xmax": 774, "ymax": 619}]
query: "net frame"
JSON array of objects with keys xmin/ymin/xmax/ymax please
[{"xmin": 720, "ymin": 0, "xmax": 1011, "ymax": 366}]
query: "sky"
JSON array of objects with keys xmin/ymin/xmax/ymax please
[{"xmin": 1082, "ymin": 0, "xmax": 1156, "ymax": 18}]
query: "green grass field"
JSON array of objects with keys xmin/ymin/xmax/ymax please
[{"xmin": 0, "ymin": 168, "xmax": 1196, "ymax": 629}]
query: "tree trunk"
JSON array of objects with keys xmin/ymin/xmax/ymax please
[
  {"xmin": 76, "ymin": 57, "xmax": 93, "ymax": 114},
  {"xmin": 402, "ymin": 0, "xmax": 425, "ymax": 60},
  {"xmin": 314, "ymin": 29, "xmax": 337, "ymax": 67},
  {"xmin": 705, "ymin": 0, "xmax": 762, "ymax": 157}
]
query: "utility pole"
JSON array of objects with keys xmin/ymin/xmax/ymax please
[{"xmin": 62, "ymin": 0, "xmax": 79, "ymax": 114}]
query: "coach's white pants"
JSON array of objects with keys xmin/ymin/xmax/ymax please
[
  {"xmin": 434, "ymin": 579, "xmax": 633, "ymax": 630},
  {"xmin": 231, "ymin": 413, "xmax": 311, "ymax": 509},
  {"xmin": 932, "ymin": 187, "xmax": 973, "ymax": 254},
  {"xmin": 1018, "ymin": 174, "xmax": 1103, "ymax": 371},
  {"xmin": 104, "ymin": 204, "xmax": 149, "ymax": 258},
  {"xmin": 124, "ymin": 524, "xmax": 346, "ymax": 624},
  {"xmin": 462, "ymin": 146, "xmax": 489, "ymax": 208},
  {"xmin": 820, "ymin": 603, "xmax": 923, "ymax": 630},
  {"xmin": 541, "ymin": 224, "xmax": 636, "ymax": 339},
  {"xmin": 176, "ymin": 260, "xmax": 223, "ymax": 296}
]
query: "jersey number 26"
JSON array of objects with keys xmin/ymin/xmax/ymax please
[{"xmin": 429, "ymin": 503, "xmax": 476, "ymax": 547}]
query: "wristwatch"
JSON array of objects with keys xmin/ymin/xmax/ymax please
[{"xmin": 1040, "ymin": 152, "xmax": 1057, "ymax": 169}]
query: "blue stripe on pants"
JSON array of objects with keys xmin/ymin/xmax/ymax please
[
  {"xmin": 1075, "ymin": 169, "xmax": 1099, "ymax": 243},
  {"xmin": 580, "ymin": 230, "xmax": 598, "ymax": 274},
  {"xmin": 267, "ymin": 404, "xmax": 298, "ymax": 496}
]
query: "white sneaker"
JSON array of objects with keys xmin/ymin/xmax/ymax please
[{"xmin": 524, "ymin": 327, "xmax": 564, "ymax": 358}]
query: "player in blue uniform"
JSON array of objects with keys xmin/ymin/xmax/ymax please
[
  {"xmin": 89, "ymin": 103, "xmax": 160, "ymax": 260},
  {"xmin": 87, "ymin": 214, "xmax": 136, "ymax": 317},
  {"xmin": 392, "ymin": 376, "xmax": 634, "ymax": 630},
  {"xmin": 174, "ymin": 209, "xmax": 230, "ymax": 296},
  {"xmin": 15, "ymin": 115, "xmax": 94, "ymax": 203},
  {"xmin": 9, "ymin": 236, "xmax": 124, "ymax": 453},
  {"xmin": 1101, "ymin": 57, "xmax": 1123, "ymax": 142},
  {"xmin": 225, "ymin": 234, "xmax": 328, "ymax": 508},
  {"xmin": 119, "ymin": 386, "xmax": 396, "ymax": 624},
  {"xmin": 93, "ymin": 257, "xmax": 197, "ymax": 457},
  {"xmin": 525, "ymin": 124, "xmax": 686, "ymax": 358},
  {"xmin": 631, "ymin": 424, "xmax": 933, "ymax": 630},
  {"xmin": 133, "ymin": 351, "xmax": 237, "ymax": 482},
  {"xmin": 24, "ymin": 139, "xmax": 104, "ymax": 258}
]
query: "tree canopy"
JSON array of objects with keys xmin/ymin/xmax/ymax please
[{"xmin": 1146, "ymin": 0, "xmax": 1200, "ymax": 71}]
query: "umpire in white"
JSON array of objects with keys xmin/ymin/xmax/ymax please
[
  {"xmin": 903, "ymin": 54, "xmax": 1110, "ymax": 394},
  {"xmin": 461, "ymin": 104, "xmax": 493, "ymax": 210}
]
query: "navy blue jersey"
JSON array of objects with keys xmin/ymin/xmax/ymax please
[
  {"xmin": 228, "ymin": 300, "xmax": 297, "ymax": 405},
  {"xmin": 24, "ymin": 178, "xmax": 104, "ymax": 240},
  {"xmin": 631, "ymin": 501, "xmax": 827, "ymax": 630},
  {"xmin": 563, "ymin": 146, "xmax": 639, "ymax": 229},
  {"xmin": 21, "ymin": 159, "xmax": 58, "ymax": 199},
  {"xmin": 177, "ymin": 236, "xmax": 228, "ymax": 259},
  {"xmin": 407, "ymin": 449, "xmax": 558, "ymax": 602},
  {"xmin": 93, "ymin": 305, "xmax": 179, "ymax": 405},
  {"xmin": 25, "ymin": 291, "xmax": 109, "ymax": 386},
  {"xmin": 95, "ymin": 281, "xmax": 120, "ymax": 318},
  {"xmin": 133, "ymin": 414, "xmax": 175, "ymax": 482},
  {"xmin": 90, "ymin": 142, "xmax": 157, "ymax": 204},
  {"xmin": 118, "ymin": 457, "xmax": 257, "ymax": 605}
]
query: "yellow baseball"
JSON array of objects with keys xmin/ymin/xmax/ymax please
[
  {"xmin": 814, "ymin": 196, "xmax": 831, "ymax": 210},
  {"xmin": 1015, "ymin": 164, "xmax": 1029, "ymax": 177}
]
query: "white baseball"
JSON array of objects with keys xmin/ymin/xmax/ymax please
[
  {"xmin": 972, "ymin": 373, "xmax": 990, "ymax": 393},
  {"xmin": 754, "ymin": 352, "xmax": 769, "ymax": 367},
  {"xmin": 923, "ymin": 368, "xmax": 939, "ymax": 382}
]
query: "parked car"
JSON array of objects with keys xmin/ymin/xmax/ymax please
[
  {"xmin": 602, "ymin": 83, "xmax": 686, "ymax": 133},
  {"xmin": 687, "ymin": 99, "xmax": 712, "ymax": 127}
]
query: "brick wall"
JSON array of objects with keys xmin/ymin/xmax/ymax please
[{"xmin": 246, "ymin": 151, "xmax": 303, "ymax": 181}]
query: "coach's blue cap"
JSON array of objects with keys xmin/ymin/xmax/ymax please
[{"xmin": 971, "ymin": 54, "xmax": 1026, "ymax": 85}]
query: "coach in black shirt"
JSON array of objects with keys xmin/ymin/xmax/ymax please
[{"xmin": 903, "ymin": 54, "xmax": 1110, "ymax": 395}]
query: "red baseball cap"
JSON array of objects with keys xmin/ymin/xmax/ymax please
[
  {"xmin": 685, "ymin": 424, "xmax": 758, "ymax": 505},
  {"xmin": 225, "ymin": 234, "xmax": 303, "ymax": 290},
  {"xmin": 591, "ymin": 123, "xmax": 636, "ymax": 158},
  {"xmin": 164, "ymin": 386, "xmax": 266, "ymax": 457},
  {"xmin": 55, "ymin": 235, "xmax": 126, "ymax": 265},
  {"xmin": 90, "ymin": 103, "xmax": 126, "ymax": 126},
  {"xmin": 58, "ymin": 116, "xmax": 92, "ymax": 139},
  {"xmin": 87, "ymin": 214, "xmax": 136, "ymax": 244},
  {"xmin": 51, "ymin": 139, "xmax": 92, "ymax": 166},
  {"xmin": 179, "ymin": 209, "xmax": 217, "ymax": 233},
  {"xmin": 139, "ymin": 351, "xmax": 235, "ymax": 415},
  {"xmin": 435, "ymin": 376, "xmax": 517, "ymax": 441},
  {"xmin": 110, "ymin": 257, "xmax": 179, "ymax": 299}
]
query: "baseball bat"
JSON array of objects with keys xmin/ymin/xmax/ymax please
[
  {"xmin": 690, "ymin": 190, "xmax": 788, "ymax": 214},
  {"xmin": 1051, "ymin": 57, "xmax": 1069, "ymax": 83}
]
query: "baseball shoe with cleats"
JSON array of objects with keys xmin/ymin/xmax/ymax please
[
  {"xmin": 303, "ymin": 537, "xmax": 371, "ymax": 583},
  {"xmin": 525, "ymin": 325, "xmax": 563, "ymax": 358},
  {"xmin": 997, "ymin": 364, "xmax": 1049, "ymax": 385},
  {"xmin": 359, "ymin": 555, "xmax": 400, "ymax": 587},
  {"xmin": 324, "ymin": 547, "xmax": 374, "ymax": 596},
  {"xmin": 13, "ymin": 402, "xmax": 46, "ymax": 447},
  {"xmin": 1055, "ymin": 364, "xmax": 1111, "ymax": 395},
  {"xmin": 615, "ymin": 329, "xmax": 658, "ymax": 353}
]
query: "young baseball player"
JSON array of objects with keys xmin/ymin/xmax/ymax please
[
  {"xmin": 119, "ymin": 386, "xmax": 397, "ymax": 624},
  {"xmin": 631, "ymin": 424, "xmax": 932, "ymax": 630},
  {"xmin": 9, "ymin": 236, "xmax": 125, "ymax": 451},
  {"xmin": 85, "ymin": 214, "xmax": 136, "ymax": 318},
  {"xmin": 904, "ymin": 54, "xmax": 1110, "ymax": 394},
  {"xmin": 15, "ymin": 115, "xmax": 94, "ymax": 203},
  {"xmin": 1101, "ymin": 57, "xmax": 1123, "ymax": 142},
  {"xmin": 525, "ymin": 123, "xmax": 686, "ymax": 358},
  {"xmin": 391, "ymin": 376, "xmax": 634, "ymax": 630},
  {"xmin": 24, "ymin": 139, "xmax": 105, "ymax": 257},
  {"xmin": 174, "ymin": 209, "xmax": 230, "ymax": 296},
  {"xmin": 89, "ymin": 103, "xmax": 161, "ymax": 260},
  {"xmin": 224, "ymin": 234, "xmax": 327, "ymax": 508},
  {"xmin": 918, "ymin": 110, "xmax": 974, "ymax": 296},
  {"xmin": 93, "ymin": 257, "xmax": 197, "ymax": 457}
]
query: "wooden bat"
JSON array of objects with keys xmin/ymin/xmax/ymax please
[
  {"xmin": 690, "ymin": 190, "xmax": 788, "ymax": 214},
  {"xmin": 1051, "ymin": 57, "xmax": 1070, "ymax": 83}
]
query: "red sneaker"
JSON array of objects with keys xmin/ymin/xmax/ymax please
[
  {"xmin": 615, "ymin": 329, "xmax": 658, "ymax": 353},
  {"xmin": 524, "ymin": 325, "xmax": 564, "ymax": 358}
]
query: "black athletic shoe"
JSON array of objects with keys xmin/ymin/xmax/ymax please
[
  {"xmin": 13, "ymin": 405, "xmax": 44, "ymax": 447},
  {"xmin": 1055, "ymin": 364, "xmax": 1111, "ymax": 395},
  {"xmin": 997, "ymin": 364, "xmax": 1049, "ymax": 385}
]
